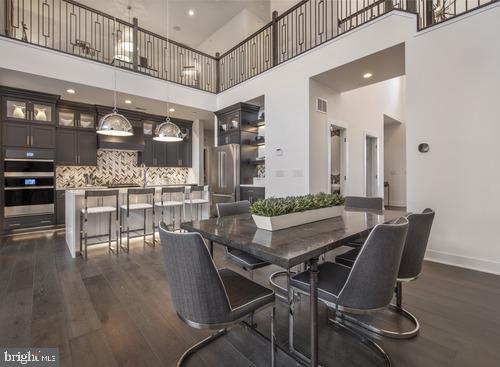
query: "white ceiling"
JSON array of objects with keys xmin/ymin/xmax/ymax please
[
  {"xmin": 312, "ymin": 44, "xmax": 405, "ymax": 92},
  {"xmin": 0, "ymin": 68, "xmax": 215, "ymax": 129},
  {"xmin": 76, "ymin": 0, "xmax": 271, "ymax": 52}
]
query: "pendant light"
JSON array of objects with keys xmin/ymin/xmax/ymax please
[
  {"xmin": 154, "ymin": 0, "xmax": 183, "ymax": 143},
  {"xmin": 97, "ymin": 18, "xmax": 133, "ymax": 137}
]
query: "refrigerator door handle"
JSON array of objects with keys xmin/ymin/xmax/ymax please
[{"xmin": 212, "ymin": 193, "xmax": 234, "ymax": 198}]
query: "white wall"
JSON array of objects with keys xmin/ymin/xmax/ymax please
[
  {"xmin": 384, "ymin": 118, "xmax": 407, "ymax": 206},
  {"xmin": 0, "ymin": 38, "xmax": 217, "ymax": 113},
  {"xmin": 197, "ymin": 9, "xmax": 268, "ymax": 56},
  {"xmin": 406, "ymin": 2, "xmax": 500, "ymax": 274},
  {"xmin": 217, "ymin": 11, "xmax": 416, "ymax": 197},
  {"xmin": 309, "ymin": 76, "xmax": 405, "ymax": 197}
]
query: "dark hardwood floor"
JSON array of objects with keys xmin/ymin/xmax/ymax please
[{"xmin": 1, "ymin": 230, "xmax": 499, "ymax": 367}]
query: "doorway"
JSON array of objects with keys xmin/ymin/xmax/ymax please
[
  {"xmin": 364, "ymin": 133, "xmax": 379, "ymax": 197},
  {"xmin": 327, "ymin": 122, "xmax": 347, "ymax": 195}
]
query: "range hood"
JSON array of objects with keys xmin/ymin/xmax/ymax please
[{"xmin": 98, "ymin": 125, "xmax": 145, "ymax": 151}]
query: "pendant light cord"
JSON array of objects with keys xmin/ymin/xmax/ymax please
[
  {"xmin": 165, "ymin": 0, "xmax": 170, "ymax": 122},
  {"xmin": 113, "ymin": 16, "xmax": 118, "ymax": 113}
]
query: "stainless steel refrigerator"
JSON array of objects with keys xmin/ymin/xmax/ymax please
[{"xmin": 207, "ymin": 144, "xmax": 240, "ymax": 216}]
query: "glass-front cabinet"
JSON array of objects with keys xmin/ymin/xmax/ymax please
[
  {"xmin": 57, "ymin": 107, "xmax": 95, "ymax": 129},
  {"xmin": 3, "ymin": 97, "xmax": 54, "ymax": 123}
]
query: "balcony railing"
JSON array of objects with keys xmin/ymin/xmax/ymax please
[{"xmin": 2, "ymin": 0, "xmax": 496, "ymax": 94}]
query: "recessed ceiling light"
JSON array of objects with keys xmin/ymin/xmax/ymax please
[
  {"xmin": 188, "ymin": 9, "xmax": 194, "ymax": 16},
  {"xmin": 125, "ymin": 99, "xmax": 132, "ymax": 104},
  {"xmin": 66, "ymin": 88, "xmax": 76, "ymax": 94},
  {"xmin": 363, "ymin": 72, "xmax": 373, "ymax": 79},
  {"xmin": 169, "ymin": 108, "xmax": 175, "ymax": 112}
]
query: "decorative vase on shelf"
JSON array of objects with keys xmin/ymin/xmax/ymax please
[
  {"xmin": 12, "ymin": 104, "xmax": 25, "ymax": 119},
  {"xmin": 34, "ymin": 108, "xmax": 48, "ymax": 121}
]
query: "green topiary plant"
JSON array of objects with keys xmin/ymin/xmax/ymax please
[{"xmin": 250, "ymin": 192, "xmax": 344, "ymax": 217}]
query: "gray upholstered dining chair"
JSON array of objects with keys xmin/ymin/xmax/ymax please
[
  {"xmin": 335, "ymin": 208, "xmax": 435, "ymax": 338},
  {"xmin": 217, "ymin": 201, "xmax": 271, "ymax": 280},
  {"xmin": 158, "ymin": 222, "xmax": 277, "ymax": 366},
  {"xmin": 343, "ymin": 195, "xmax": 385, "ymax": 247},
  {"xmin": 290, "ymin": 217, "xmax": 409, "ymax": 366}
]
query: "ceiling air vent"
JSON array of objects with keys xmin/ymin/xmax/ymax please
[{"xmin": 316, "ymin": 97, "xmax": 327, "ymax": 113}]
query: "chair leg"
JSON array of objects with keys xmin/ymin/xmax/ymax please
[
  {"xmin": 271, "ymin": 304, "xmax": 276, "ymax": 367},
  {"xmin": 329, "ymin": 311, "xmax": 392, "ymax": 366},
  {"xmin": 84, "ymin": 216, "xmax": 88, "ymax": 261},
  {"xmin": 108, "ymin": 212, "xmax": 112, "ymax": 251},
  {"xmin": 177, "ymin": 329, "xmax": 227, "ymax": 367},
  {"xmin": 143, "ymin": 209, "xmax": 147, "ymax": 245},
  {"xmin": 336, "ymin": 282, "xmax": 420, "ymax": 339},
  {"xmin": 152, "ymin": 209, "xmax": 156, "ymax": 246},
  {"xmin": 79, "ymin": 214, "xmax": 83, "ymax": 257}
]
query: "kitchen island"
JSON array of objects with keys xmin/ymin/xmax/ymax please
[{"xmin": 65, "ymin": 185, "xmax": 208, "ymax": 258}]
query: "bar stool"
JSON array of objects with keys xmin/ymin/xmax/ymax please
[
  {"xmin": 185, "ymin": 185, "xmax": 209, "ymax": 221},
  {"xmin": 80, "ymin": 190, "xmax": 119, "ymax": 261},
  {"xmin": 119, "ymin": 188, "xmax": 156, "ymax": 252},
  {"xmin": 155, "ymin": 187, "xmax": 183, "ymax": 231}
]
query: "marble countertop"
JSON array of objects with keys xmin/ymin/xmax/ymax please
[{"xmin": 63, "ymin": 183, "xmax": 199, "ymax": 194}]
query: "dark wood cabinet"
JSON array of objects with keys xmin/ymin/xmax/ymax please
[
  {"xmin": 56, "ymin": 129, "xmax": 78, "ymax": 164},
  {"xmin": 140, "ymin": 137, "xmax": 154, "ymax": 166},
  {"xmin": 2, "ymin": 122, "xmax": 30, "ymax": 147},
  {"xmin": 31, "ymin": 125, "xmax": 56, "ymax": 148},
  {"xmin": 56, "ymin": 190, "xmax": 65, "ymax": 225},
  {"xmin": 1, "ymin": 88, "xmax": 57, "ymax": 124},
  {"xmin": 77, "ymin": 131, "xmax": 97, "ymax": 165},
  {"xmin": 166, "ymin": 141, "xmax": 180, "ymax": 167},
  {"xmin": 56, "ymin": 129, "xmax": 96, "ymax": 165},
  {"xmin": 2, "ymin": 122, "xmax": 55, "ymax": 148},
  {"xmin": 153, "ymin": 139, "xmax": 167, "ymax": 166}
]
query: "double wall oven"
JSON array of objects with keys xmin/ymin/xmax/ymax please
[{"xmin": 3, "ymin": 149, "xmax": 55, "ymax": 217}]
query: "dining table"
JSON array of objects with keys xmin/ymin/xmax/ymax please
[{"xmin": 181, "ymin": 207, "xmax": 406, "ymax": 367}]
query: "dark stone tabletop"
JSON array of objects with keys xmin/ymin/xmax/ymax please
[{"xmin": 181, "ymin": 208, "xmax": 406, "ymax": 269}]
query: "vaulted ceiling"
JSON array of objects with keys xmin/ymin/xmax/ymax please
[{"xmin": 76, "ymin": 0, "xmax": 271, "ymax": 51}]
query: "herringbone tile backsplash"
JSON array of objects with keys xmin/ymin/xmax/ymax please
[{"xmin": 56, "ymin": 150, "xmax": 191, "ymax": 188}]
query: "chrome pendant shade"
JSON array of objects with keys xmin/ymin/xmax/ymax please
[
  {"xmin": 97, "ymin": 108, "xmax": 133, "ymax": 136},
  {"xmin": 153, "ymin": 117, "xmax": 184, "ymax": 142}
]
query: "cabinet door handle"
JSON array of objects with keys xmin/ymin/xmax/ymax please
[
  {"xmin": 31, "ymin": 135, "xmax": 34, "ymax": 145},
  {"xmin": 27, "ymin": 135, "xmax": 30, "ymax": 145}
]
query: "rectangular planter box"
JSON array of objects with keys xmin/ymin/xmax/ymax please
[{"xmin": 252, "ymin": 205, "xmax": 344, "ymax": 231}]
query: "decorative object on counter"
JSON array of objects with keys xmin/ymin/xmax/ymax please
[
  {"xmin": 97, "ymin": 22, "xmax": 133, "ymax": 137},
  {"xmin": 56, "ymin": 150, "xmax": 190, "ymax": 188},
  {"xmin": 251, "ymin": 192, "xmax": 345, "ymax": 231}
]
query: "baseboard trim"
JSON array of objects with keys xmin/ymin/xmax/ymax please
[{"xmin": 425, "ymin": 249, "xmax": 500, "ymax": 276}]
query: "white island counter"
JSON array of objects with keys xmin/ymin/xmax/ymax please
[{"xmin": 65, "ymin": 185, "xmax": 208, "ymax": 258}]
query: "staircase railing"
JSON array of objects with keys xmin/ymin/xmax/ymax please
[{"xmin": 2, "ymin": 0, "xmax": 496, "ymax": 94}]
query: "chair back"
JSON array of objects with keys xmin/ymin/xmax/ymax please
[
  {"xmin": 158, "ymin": 222, "xmax": 231, "ymax": 325},
  {"xmin": 398, "ymin": 209, "xmax": 435, "ymax": 280},
  {"xmin": 125, "ymin": 188, "xmax": 155, "ymax": 212},
  {"xmin": 160, "ymin": 187, "xmax": 183, "ymax": 204},
  {"xmin": 344, "ymin": 196, "xmax": 383, "ymax": 211},
  {"xmin": 83, "ymin": 189, "xmax": 119, "ymax": 218},
  {"xmin": 338, "ymin": 217, "xmax": 408, "ymax": 311},
  {"xmin": 217, "ymin": 200, "xmax": 250, "ymax": 217}
]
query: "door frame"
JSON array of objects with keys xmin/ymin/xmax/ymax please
[
  {"xmin": 326, "ymin": 120, "xmax": 348, "ymax": 195},
  {"xmin": 363, "ymin": 130, "xmax": 380, "ymax": 197}
]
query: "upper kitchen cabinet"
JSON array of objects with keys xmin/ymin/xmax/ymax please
[
  {"xmin": 215, "ymin": 103, "xmax": 260, "ymax": 146},
  {"xmin": 56, "ymin": 129, "xmax": 97, "ymax": 165},
  {"xmin": 1, "ymin": 87, "xmax": 59, "ymax": 124},
  {"xmin": 2, "ymin": 122, "xmax": 55, "ymax": 148},
  {"xmin": 57, "ymin": 100, "xmax": 96, "ymax": 129}
]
